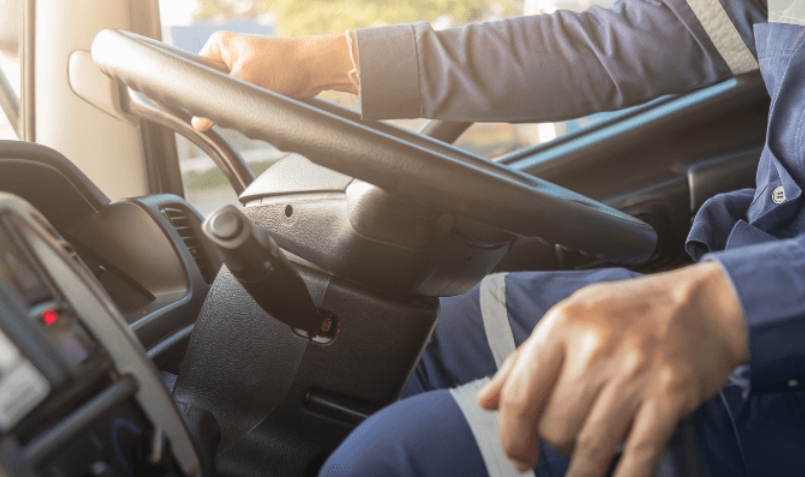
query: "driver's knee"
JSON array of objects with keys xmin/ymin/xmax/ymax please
[
  {"xmin": 402, "ymin": 278, "xmax": 497, "ymax": 396},
  {"xmin": 404, "ymin": 271, "xmax": 577, "ymax": 396},
  {"xmin": 319, "ymin": 390, "xmax": 489, "ymax": 477},
  {"xmin": 402, "ymin": 271, "xmax": 559, "ymax": 396}
]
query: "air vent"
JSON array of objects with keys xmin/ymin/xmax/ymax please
[{"xmin": 161, "ymin": 207, "xmax": 217, "ymax": 284}]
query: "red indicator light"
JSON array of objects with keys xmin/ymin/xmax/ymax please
[{"xmin": 42, "ymin": 310, "xmax": 59, "ymax": 326}]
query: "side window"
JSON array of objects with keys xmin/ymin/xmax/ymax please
[
  {"xmin": 0, "ymin": 0, "xmax": 21, "ymax": 140},
  {"xmin": 160, "ymin": 1, "xmax": 283, "ymax": 216},
  {"xmin": 456, "ymin": 110, "xmax": 633, "ymax": 160}
]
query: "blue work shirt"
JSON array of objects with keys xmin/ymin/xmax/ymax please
[{"xmin": 353, "ymin": 0, "xmax": 805, "ymax": 398}]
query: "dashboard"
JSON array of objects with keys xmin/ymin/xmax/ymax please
[
  {"xmin": 0, "ymin": 140, "xmax": 222, "ymax": 372},
  {"xmin": 0, "ymin": 192, "xmax": 201, "ymax": 476},
  {"xmin": 0, "ymin": 131, "xmax": 717, "ymax": 476}
]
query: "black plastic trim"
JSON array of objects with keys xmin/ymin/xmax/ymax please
[
  {"xmin": 0, "ymin": 141, "xmax": 109, "ymax": 209},
  {"xmin": 23, "ymin": 377, "xmax": 137, "ymax": 463},
  {"xmin": 304, "ymin": 389, "xmax": 379, "ymax": 426},
  {"xmin": 505, "ymin": 73, "xmax": 767, "ymax": 180}
]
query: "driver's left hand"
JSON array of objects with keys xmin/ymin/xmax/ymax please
[
  {"xmin": 190, "ymin": 31, "xmax": 358, "ymax": 131},
  {"xmin": 476, "ymin": 261, "xmax": 749, "ymax": 477}
]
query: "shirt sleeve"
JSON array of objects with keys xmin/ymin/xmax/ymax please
[
  {"xmin": 705, "ymin": 239, "xmax": 805, "ymax": 395},
  {"xmin": 354, "ymin": 0, "xmax": 766, "ymax": 121}
]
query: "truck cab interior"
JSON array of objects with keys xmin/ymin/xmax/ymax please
[{"xmin": 0, "ymin": 1, "xmax": 768, "ymax": 476}]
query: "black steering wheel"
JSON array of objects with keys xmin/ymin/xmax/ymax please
[{"xmin": 91, "ymin": 29, "xmax": 657, "ymax": 265}]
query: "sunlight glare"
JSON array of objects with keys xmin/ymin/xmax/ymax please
[
  {"xmin": 537, "ymin": 123, "xmax": 558, "ymax": 143},
  {"xmin": 159, "ymin": 0, "xmax": 200, "ymax": 26}
]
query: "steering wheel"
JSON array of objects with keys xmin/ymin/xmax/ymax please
[{"xmin": 91, "ymin": 29, "xmax": 657, "ymax": 265}]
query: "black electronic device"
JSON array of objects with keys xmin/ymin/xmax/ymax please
[{"xmin": 0, "ymin": 193, "xmax": 202, "ymax": 477}]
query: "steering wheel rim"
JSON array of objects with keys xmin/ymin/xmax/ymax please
[{"xmin": 91, "ymin": 29, "xmax": 657, "ymax": 264}]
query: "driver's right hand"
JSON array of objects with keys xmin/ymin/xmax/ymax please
[{"xmin": 192, "ymin": 31, "xmax": 358, "ymax": 131}]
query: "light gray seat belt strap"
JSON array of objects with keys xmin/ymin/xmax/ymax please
[
  {"xmin": 451, "ymin": 275, "xmax": 531, "ymax": 476},
  {"xmin": 685, "ymin": 0, "xmax": 759, "ymax": 74},
  {"xmin": 451, "ymin": 379, "xmax": 536, "ymax": 477},
  {"xmin": 479, "ymin": 273, "xmax": 517, "ymax": 368}
]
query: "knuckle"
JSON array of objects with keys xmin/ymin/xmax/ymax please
[
  {"xmin": 498, "ymin": 391, "xmax": 531, "ymax": 418},
  {"xmin": 580, "ymin": 327, "xmax": 609, "ymax": 355},
  {"xmin": 626, "ymin": 437, "xmax": 661, "ymax": 466},
  {"xmin": 656, "ymin": 365, "xmax": 697, "ymax": 400},
  {"xmin": 211, "ymin": 30, "xmax": 230, "ymax": 42},
  {"xmin": 619, "ymin": 349, "xmax": 650, "ymax": 379},
  {"xmin": 657, "ymin": 366, "xmax": 682, "ymax": 387},
  {"xmin": 543, "ymin": 308, "xmax": 568, "ymax": 329},
  {"xmin": 556, "ymin": 301, "xmax": 584, "ymax": 319},
  {"xmin": 548, "ymin": 300, "xmax": 610, "ymax": 337},
  {"xmin": 201, "ymin": 30, "xmax": 229, "ymax": 56},
  {"xmin": 540, "ymin": 420, "xmax": 575, "ymax": 454},
  {"xmin": 575, "ymin": 433, "xmax": 610, "ymax": 463},
  {"xmin": 206, "ymin": 30, "xmax": 223, "ymax": 46},
  {"xmin": 547, "ymin": 302, "xmax": 590, "ymax": 331}
]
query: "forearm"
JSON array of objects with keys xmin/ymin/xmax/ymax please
[
  {"xmin": 197, "ymin": 0, "xmax": 764, "ymax": 124},
  {"xmin": 355, "ymin": 0, "xmax": 765, "ymax": 122}
]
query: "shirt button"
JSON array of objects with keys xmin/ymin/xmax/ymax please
[
  {"xmin": 772, "ymin": 186, "xmax": 786, "ymax": 204},
  {"xmin": 788, "ymin": 379, "xmax": 799, "ymax": 388}
]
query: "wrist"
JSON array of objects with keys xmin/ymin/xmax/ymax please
[
  {"xmin": 687, "ymin": 261, "xmax": 750, "ymax": 365},
  {"xmin": 296, "ymin": 33, "xmax": 359, "ymax": 95}
]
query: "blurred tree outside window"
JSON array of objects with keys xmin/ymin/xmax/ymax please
[{"xmin": 195, "ymin": 0, "xmax": 520, "ymax": 36}]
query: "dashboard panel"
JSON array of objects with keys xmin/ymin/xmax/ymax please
[
  {"xmin": 0, "ymin": 192, "xmax": 201, "ymax": 476},
  {"xmin": 0, "ymin": 141, "xmax": 221, "ymax": 367}
]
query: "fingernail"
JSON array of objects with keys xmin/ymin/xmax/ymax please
[{"xmin": 192, "ymin": 117, "xmax": 213, "ymax": 131}]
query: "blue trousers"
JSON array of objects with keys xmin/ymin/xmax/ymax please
[{"xmin": 319, "ymin": 270, "xmax": 805, "ymax": 477}]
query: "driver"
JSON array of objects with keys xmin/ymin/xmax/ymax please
[{"xmin": 193, "ymin": 0, "xmax": 805, "ymax": 475}]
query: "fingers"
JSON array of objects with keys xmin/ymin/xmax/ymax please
[
  {"xmin": 613, "ymin": 399, "xmax": 681, "ymax": 477},
  {"xmin": 565, "ymin": 383, "xmax": 639, "ymax": 477},
  {"xmin": 192, "ymin": 32, "xmax": 233, "ymax": 131},
  {"xmin": 477, "ymin": 348, "xmax": 521, "ymax": 410},
  {"xmin": 497, "ymin": 336, "xmax": 564, "ymax": 471},
  {"xmin": 536, "ymin": 355, "xmax": 607, "ymax": 455},
  {"xmin": 198, "ymin": 31, "xmax": 227, "ymax": 64}
]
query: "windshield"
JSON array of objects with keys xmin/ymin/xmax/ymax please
[{"xmin": 159, "ymin": 0, "xmax": 624, "ymax": 214}]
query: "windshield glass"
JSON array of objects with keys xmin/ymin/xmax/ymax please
[
  {"xmin": 180, "ymin": 0, "xmax": 620, "ymax": 156},
  {"xmin": 159, "ymin": 0, "xmax": 626, "ymax": 214}
]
